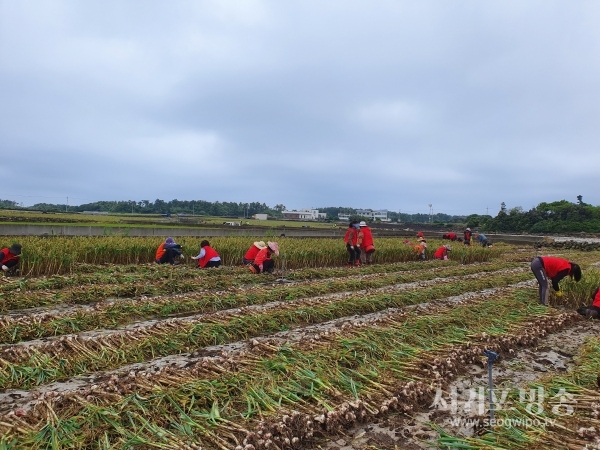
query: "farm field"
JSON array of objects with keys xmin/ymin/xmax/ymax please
[
  {"xmin": 0, "ymin": 237, "xmax": 599, "ymax": 449},
  {"xmin": 0, "ymin": 210, "xmax": 335, "ymax": 230}
]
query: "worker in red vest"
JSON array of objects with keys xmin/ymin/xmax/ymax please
[
  {"xmin": 463, "ymin": 228, "xmax": 472, "ymax": 246},
  {"xmin": 191, "ymin": 240, "xmax": 221, "ymax": 268},
  {"xmin": 344, "ymin": 222, "xmax": 360, "ymax": 267},
  {"xmin": 433, "ymin": 244, "xmax": 451, "ymax": 260},
  {"xmin": 359, "ymin": 221, "xmax": 375, "ymax": 264},
  {"xmin": 577, "ymin": 287, "xmax": 600, "ymax": 319},
  {"xmin": 155, "ymin": 237, "xmax": 184, "ymax": 264},
  {"xmin": 249, "ymin": 241, "xmax": 279, "ymax": 274},
  {"xmin": 530, "ymin": 256, "xmax": 582, "ymax": 306},
  {"xmin": 1, "ymin": 243, "xmax": 21, "ymax": 274},
  {"xmin": 243, "ymin": 241, "xmax": 267, "ymax": 265},
  {"xmin": 442, "ymin": 232, "xmax": 458, "ymax": 241}
]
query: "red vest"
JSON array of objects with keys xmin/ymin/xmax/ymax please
[
  {"xmin": 0, "ymin": 248, "xmax": 19, "ymax": 265},
  {"xmin": 540, "ymin": 257, "xmax": 571, "ymax": 278},
  {"xmin": 244, "ymin": 245, "xmax": 260, "ymax": 261},
  {"xmin": 199, "ymin": 246, "xmax": 219, "ymax": 268},
  {"xmin": 593, "ymin": 289, "xmax": 600, "ymax": 308},
  {"xmin": 344, "ymin": 228, "xmax": 357, "ymax": 245},
  {"xmin": 360, "ymin": 227, "xmax": 374, "ymax": 247},
  {"xmin": 254, "ymin": 247, "xmax": 271, "ymax": 266},
  {"xmin": 433, "ymin": 247, "xmax": 446, "ymax": 259},
  {"xmin": 155, "ymin": 243, "xmax": 166, "ymax": 261}
]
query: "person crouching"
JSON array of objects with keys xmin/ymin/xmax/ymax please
[
  {"xmin": 1, "ymin": 243, "xmax": 22, "ymax": 275},
  {"xmin": 243, "ymin": 241, "xmax": 267, "ymax": 265},
  {"xmin": 191, "ymin": 240, "xmax": 221, "ymax": 268},
  {"xmin": 577, "ymin": 286, "xmax": 600, "ymax": 319},
  {"xmin": 250, "ymin": 241, "xmax": 279, "ymax": 274}
]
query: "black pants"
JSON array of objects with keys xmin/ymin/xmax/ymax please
[
  {"xmin": 530, "ymin": 257, "xmax": 549, "ymax": 305},
  {"xmin": 242, "ymin": 258, "xmax": 254, "ymax": 265},
  {"xmin": 2, "ymin": 259, "xmax": 18, "ymax": 269},
  {"xmin": 577, "ymin": 306, "xmax": 600, "ymax": 319},
  {"xmin": 346, "ymin": 244, "xmax": 358, "ymax": 265},
  {"xmin": 203, "ymin": 260, "xmax": 221, "ymax": 268},
  {"xmin": 156, "ymin": 248, "xmax": 179, "ymax": 264},
  {"xmin": 252, "ymin": 259, "xmax": 275, "ymax": 274}
]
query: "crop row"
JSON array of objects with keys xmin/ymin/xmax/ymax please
[
  {"xmin": 0, "ymin": 270, "xmax": 533, "ymax": 391},
  {"xmin": 0, "ymin": 289, "xmax": 576, "ymax": 449},
  {"xmin": 0, "ymin": 258, "xmax": 513, "ymax": 313},
  {"xmin": 0, "ymin": 262, "xmax": 525, "ymax": 343},
  {"xmin": 0, "ymin": 236, "xmax": 504, "ymax": 276}
]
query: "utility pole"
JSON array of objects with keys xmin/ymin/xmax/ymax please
[
  {"xmin": 428, "ymin": 204, "xmax": 433, "ymax": 223},
  {"xmin": 66, "ymin": 197, "xmax": 68, "ymax": 212},
  {"xmin": 486, "ymin": 206, "xmax": 489, "ymax": 215}
]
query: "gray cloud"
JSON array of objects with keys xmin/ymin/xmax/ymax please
[{"xmin": 1, "ymin": 0, "xmax": 599, "ymax": 215}]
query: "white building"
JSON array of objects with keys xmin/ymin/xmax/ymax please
[
  {"xmin": 339, "ymin": 209, "xmax": 390, "ymax": 222},
  {"xmin": 282, "ymin": 209, "xmax": 327, "ymax": 220},
  {"xmin": 253, "ymin": 213, "xmax": 268, "ymax": 220}
]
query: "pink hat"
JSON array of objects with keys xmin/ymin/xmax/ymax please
[{"xmin": 267, "ymin": 241, "xmax": 279, "ymax": 256}]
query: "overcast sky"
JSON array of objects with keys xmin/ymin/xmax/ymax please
[{"xmin": 1, "ymin": 1, "xmax": 599, "ymax": 215}]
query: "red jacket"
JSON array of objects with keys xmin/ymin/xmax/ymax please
[
  {"xmin": 540, "ymin": 257, "xmax": 571, "ymax": 278},
  {"xmin": 444, "ymin": 233, "xmax": 457, "ymax": 240},
  {"xmin": 464, "ymin": 230, "xmax": 472, "ymax": 241},
  {"xmin": 0, "ymin": 248, "xmax": 19, "ymax": 265},
  {"xmin": 433, "ymin": 246, "xmax": 447, "ymax": 259},
  {"xmin": 244, "ymin": 245, "xmax": 260, "ymax": 261},
  {"xmin": 198, "ymin": 246, "xmax": 219, "ymax": 268},
  {"xmin": 360, "ymin": 227, "xmax": 374, "ymax": 248},
  {"xmin": 592, "ymin": 287, "xmax": 600, "ymax": 308},
  {"xmin": 344, "ymin": 228, "xmax": 358, "ymax": 246},
  {"xmin": 254, "ymin": 248, "xmax": 272, "ymax": 266},
  {"xmin": 416, "ymin": 231, "xmax": 424, "ymax": 238}
]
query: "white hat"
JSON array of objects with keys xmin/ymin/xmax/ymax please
[
  {"xmin": 444, "ymin": 244, "xmax": 452, "ymax": 250},
  {"xmin": 466, "ymin": 227, "xmax": 471, "ymax": 231},
  {"xmin": 253, "ymin": 241, "xmax": 267, "ymax": 249},
  {"xmin": 359, "ymin": 221, "xmax": 367, "ymax": 227}
]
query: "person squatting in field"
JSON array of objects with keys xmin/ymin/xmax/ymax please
[
  {"xmin": 249, "ymin": 241, "xmax": 279, "ymax": 274},
  {"xmin": 0, "ymin": 243, "xmax": 21, "ymax": 274},
  {"xmin": 530, "ymin": 256, "xmax": 582, "ymax": 306},
  {"xmin": 242, "ymin": 241, "xmax": 267, "ymax": 265},
  {"xmin": 155, "ymin": 237, "xmax": 184, "ymax": 264},
  {"xmin": 433, "ymin": 244, "xmax": 451, "ymax": 260},
  {"xmin": 344, "ymin": 221, "xmax": 361, "ymax": 267},
  {"xmin": 359, "ymin": 221, "xmax": 375, "ymax": 265},
  {"xmin": 191, "ymin": 240, "xmax": 221, "ymax": 268},
  {"xmin": 577, "ymin": 286, "xmax": 600, "ymax": 319}
]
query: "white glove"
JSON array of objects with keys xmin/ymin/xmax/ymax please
[
  {"xmin": 1, "ymin": 265, "xmax": 8, "ymax": 271},
  {"xmin": 190, "ymin": 256, "xmax": 199, "ymax": 260},
  {"xmin": 180, "ymin": 254, "xmax": 185, "ymax": 259},
  {"xmin": 350, "ymin": 245, "xmax": 354, "ymax": 249}
]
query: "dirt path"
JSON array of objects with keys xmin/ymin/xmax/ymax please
[{"xmin": 321, "ymin": 318, "xmax": 599, "ymax": 450}]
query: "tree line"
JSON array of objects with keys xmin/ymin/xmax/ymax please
[{"xmin": 1, "ymin": 197, "xmax": 598, "ymax": 233}]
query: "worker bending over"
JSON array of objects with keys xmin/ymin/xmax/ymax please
[
  {"xmin": 433, "ymin": 244, "xmax": 451, "ymax": 260},
  {"xmin": 530, "ymin": 256, "xmax": 582, "ymax": 306},
  {"xmin": 577, "ymin": 286, "xmax": 600, "ymax": 319}
]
